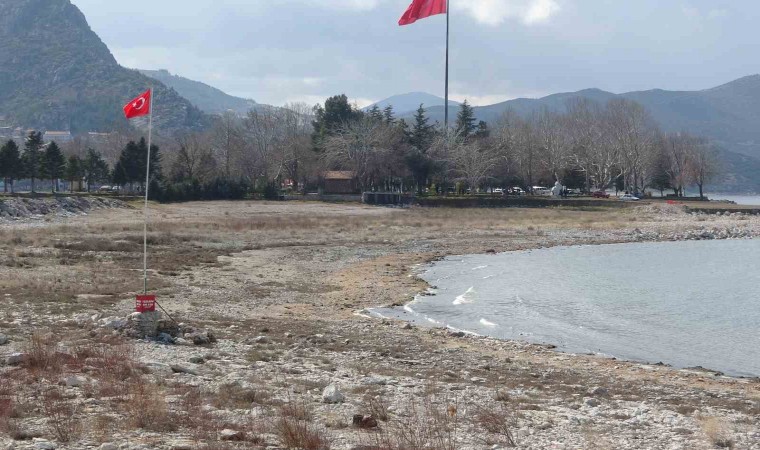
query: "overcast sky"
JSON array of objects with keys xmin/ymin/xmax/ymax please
[{"xmin": 71, "ymin": 0, "xmax": 758, "ymax": 108}]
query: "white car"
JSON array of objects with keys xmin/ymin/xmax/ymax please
[
  {"xmin": 493, "ymin": 188, "xmax": 504, "ymax": 194},
  {"xmin": 619, "ymin": 194, "xmax": 640, "ymax": 201}
]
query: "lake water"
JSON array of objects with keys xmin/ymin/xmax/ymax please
[
  {"xmin": 709, "ymin": 194, "xmax": 760, "ymax": 206},
  {"xmin": 372, "ymin": 240, "xmax": 760, "ymax": 377}
]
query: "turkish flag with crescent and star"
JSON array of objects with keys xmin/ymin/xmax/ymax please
[
  {"xmin": 399, "ymin": 0, "xmax": 446, "ymax": 25},
  {"xmin": 123, "ymin": 89, "xmax": 152, "ymax": 119}
]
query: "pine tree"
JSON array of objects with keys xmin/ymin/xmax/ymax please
[
  {"xmin": 22, "ymin": 131, "xmax": 44, "ymax": 193},
  {"xmin": 410, "ymin": 104, "xmax": 434, "ymax": 152},
  {"xmin": 368, "ymin": 105, "xmax": 384, "ymax": 122},
  {"xmin": 0, "ymin": 140, "xmax": 21, "ymax": 193},
  {"xmin": 383, "ymin": 105, "xmax": 395, "ymax": 124},
  {"xmin": 455, "ymin": 100, "xmax": 477, "ymax": 139},
  {"xmin": 82, "ymin": 148, "xmax": 109, "ymax": 192},
  {"xmin": 116, "ymin": 138, "xmax": 161, "ymax": 191},
  {"xmin": 112, "ymin": 160, "xmax": 127, "ymax": 188},
  {"xmin": 65, "ymin": 155, "xmax": 83, "ymax": 192},
  {"xmin": 475, "ymin": 120, "xmax": 489, "ymax": 139},
  {"xmin": 42, "ymin": 141, "xmax": 66, "ymax": 192}
]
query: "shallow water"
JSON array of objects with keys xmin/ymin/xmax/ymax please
[
  {"xmin": 372, "ymin": 240, "xmax": 760, "ymax": 377},
  {"xmin": 709, "ymin": 194, "xmax": 760, "ymax": 206}
]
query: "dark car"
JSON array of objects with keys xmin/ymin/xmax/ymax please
[{"xmin": 592, "ymin": 190, "xmax": 610, "ymax": 198}]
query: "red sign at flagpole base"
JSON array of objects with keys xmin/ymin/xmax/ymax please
[{"xmin": 136, "ymin": 294, "xmax": 156, "ymax": 312}]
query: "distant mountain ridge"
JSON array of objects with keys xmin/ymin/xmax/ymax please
[
  {"xmin": 0, "ymin": 0, "xmax": 208, "ymax": 133},
  {"xmin": 364, "ymin": 92, "xmax": 460, "ymax": 115},
  {"xmin": 139, "ymin": 69, "xmax": 257, "ymax": 116},
  {"xmin": 413, "ymin": 75, "xmax": 760, "ymax": 160}
]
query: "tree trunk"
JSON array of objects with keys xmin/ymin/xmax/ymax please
[
  {"xmin": 698, "ymin": 183, "xmax": 704, "ymax": 200},
  {"xmin": 31, "ymin": 177, "xmax": 35, "ymax": 194}
]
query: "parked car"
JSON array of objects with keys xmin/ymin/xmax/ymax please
[
  {"xmin": 619, "ymin": 193, "xmax": 640, "ymax": 201},
  {"xmin": 592, "ymin": 190, "xmax": 610, "ymax": 198},
  {"xmin": 492, "ymin": 187, "xmax": 504, "ymax": 194},
  {"xmin": 508, "ymin": 187, "xmax": 524, "ymax": 195},
  {"xmin": 532, "ymin": 186, "xmax": 551, "ymax": 196}
]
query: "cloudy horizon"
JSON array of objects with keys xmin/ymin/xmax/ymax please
[{"xmin": 71, "ymin": 0, "xmax": 759, "ymax": 108}]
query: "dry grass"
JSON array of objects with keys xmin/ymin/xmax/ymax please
[
  {"xmin": 700, "ymin": 417, "xmax": 734, "ymax": 449},
  {"xmin": 275, "ymin": 417, "xmax": 331, "ymax": 450},
  {"xmin": 124, "ymin": 383, "xmax": 177, "ymax": 432},
  {"xmin": 214, "ymin": 382, "xmax": 271, "ymax": 409},
  {"xmin": 473, "ymin": 403, "xmax": 517, "ymax": 447},
  {"xmin": 364, "ymin": 393, "xmax": 460, "ymax": 450},
  {"xmin": 41, "ymin": 387, "xmax": 82, "ymax": 442}
]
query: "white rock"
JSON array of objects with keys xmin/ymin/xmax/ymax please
[
  {"xmin": 170, "ymin": 364, "xmax": 199, "ymax": 376},
  {"xmin": 6, "ymin": 353, "xmax": 26, "ymax": 366},
  {"xmin": 101, "ymin": 317, "xmax": 128, "ymax": 330},
  {"xmin": 99, "ymin": 444, "xmax": 118, "ymax": 450},
  {"xmin": 33, "ymin": 441, "xmax": 56, "ymax": 450},
  {"xmin": 219, "ymin": 429, "xmax": 245, "ymax": 441},
  {"xmin": 143, "ymin": 362, "xmax": 173, "ymax": 376},
  {"xmin": 63, "ymin": 375, "xmax": 88, "ymax": 387},
  {"xmin": 322, "ymin": 384, "xmax": 345, "ymax": 404}
]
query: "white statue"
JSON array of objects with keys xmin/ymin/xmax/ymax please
[{"xmin": 551, "ymin": 181, "xmax": 564, "ymax": 197}]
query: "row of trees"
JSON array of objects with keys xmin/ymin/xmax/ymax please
[
  {"xmin": 315, "ymin": 96, "xmax": 720, "ymax": 198},
  {"xmin": 0, "ymin": 132, "xmax": 110, "ymax": 193},
  {"xmin": 1, "ymin": 96, "xmax": 721, "ymax": 200}
]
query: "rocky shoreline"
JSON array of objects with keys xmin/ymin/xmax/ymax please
[
  {"xmin": 0, "ymin": 201, "xmax": 758, "ymax": 449},
  {"xmin": 0, "ymin": 196, "xmax": 128, "ymax": 223}
]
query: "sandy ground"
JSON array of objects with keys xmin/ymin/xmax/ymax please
[{"xmin": 1, "ymin": 200, "xmax": 758, "ymax": 450}]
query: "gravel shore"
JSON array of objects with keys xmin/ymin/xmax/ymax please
[{"xmin": 1, "ymin": 199, "xmax": 758, "ymax": 449}]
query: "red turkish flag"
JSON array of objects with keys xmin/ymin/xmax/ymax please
[
  {"xmin": 123, "ymin": 89, "xmax": 152, "ymax": 119},
  {"xmin": 399, "ymin": 0, "xmax": 447, "ymax": 26}
]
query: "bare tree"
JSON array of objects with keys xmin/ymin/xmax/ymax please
[
  {"xmin": 662, "ymin": 132, "xmax": 695, "ymax": 196},
  {"xmin": 211, "ymin": 111, "xmax": 244, "ymax": 179},
  {"xmin": 534, "ymin": 109, "xmax": 571, "ymax": 183},
  {"xmin": 445, "ymin": 135, "xmax": 498, "ymax": 194},
  {"xmin": 606, "ymin": 99, "xmax": 659, "ymax": 193},
  {"xmin": 565, "ymin": 98, "xmax": 618, "ymax": 190},
  {"xmin": 173, "ymin": 132, "xmax": 216, "ymax": 182},
  {"xmin": 689, "ymin": 139, "xmax": 721, "ymax": 200},
  {"xmin": 322, "ymin": 116, "xmax": 404, "ymax": 191},
  {"xmin": 280, "ymin": 102, "xmax": 317, "ymax": 191}
]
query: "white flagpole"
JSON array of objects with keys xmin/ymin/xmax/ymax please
[
  {"xmin": 143, "ymin": 87, "xmax": 154, "ymax": 294},
  {"xmin": 444, "ymin": 0, "xmax": 450, "ymax": 131}
]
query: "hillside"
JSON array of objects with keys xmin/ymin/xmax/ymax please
[
  {"xmin": 0, "ymin": 0, "xmax": 208, "ymax": 133},
  {"xmin": 416, "ymin": 76, "xmax": 760, "ymax": 160},
  {"xmin": 365, "ymin": 92, "xmax": 460, "ymax": 116},
  {"xmin": 139, "ymin": 69, "xmax": 257, "ymax": 115}
]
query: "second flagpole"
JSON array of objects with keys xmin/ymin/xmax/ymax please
[
  {"xmin": 143, "ymin": 87, "xmax": 154, "ymax": 294},
  {"xmin": 444, "ymin": 0, "xmax": 450, "ymax": 131}
]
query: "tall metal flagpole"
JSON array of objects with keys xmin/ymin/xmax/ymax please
[
  {"xmin": 444, "ymin": 0, "xmax": 450, "ymax": 131},
  {"xmin": 143, "ymin": 87, "xmax": 154, "ymax": 294}
]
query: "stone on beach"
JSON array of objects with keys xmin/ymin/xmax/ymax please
[{"xmin": 322, "ymin": 384, "xmax": 345, "ymax": 404}]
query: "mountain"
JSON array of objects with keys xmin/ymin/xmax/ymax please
[
  {"xmin": 0, "ymin": 0, "xmax": 208, "ymax": 133},
  {"xmin": 365, "ymin": 92, "xmax": 460, "ymax": 116},
  {"xmin": 139, "ymin": 69, "xmax": 257, "ymax": 116},
  {"xmin": 417, "ymin": 76, "xmax": 760, "ymax": 161}
]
